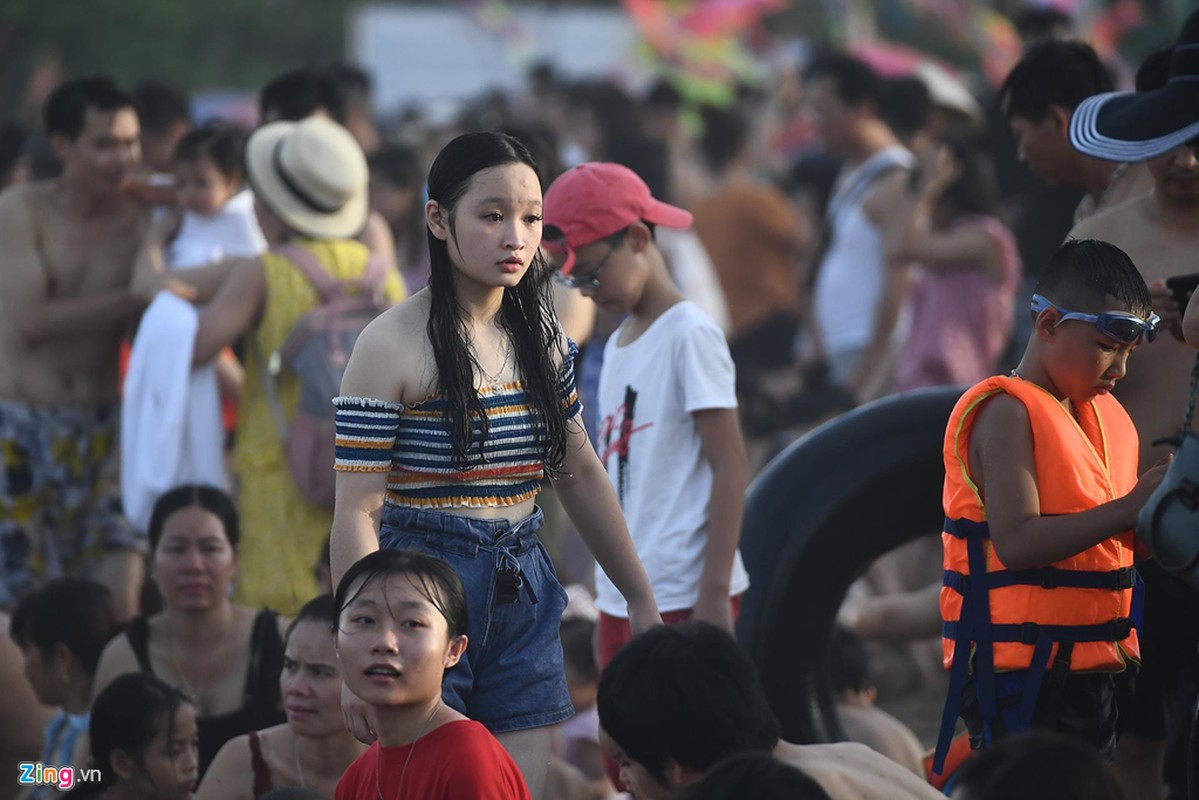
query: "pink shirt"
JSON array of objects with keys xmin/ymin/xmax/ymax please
[{"xmin": 893, "ymin": 215, "xmax": 1021, "ymax": 393}]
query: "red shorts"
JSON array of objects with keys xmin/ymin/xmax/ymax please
[{"xmin": 596, "ymin": 594, "xmax": 743, "ymax": 670}]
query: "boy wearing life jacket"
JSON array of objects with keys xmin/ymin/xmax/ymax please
[{"xmin": 932, "ymin": 239, "xmax": 1170, "ymax": 776}]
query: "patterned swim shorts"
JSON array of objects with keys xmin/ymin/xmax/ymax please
[{"xmin": 0, "ymin": 400, "xmax": 144, "ymax": 608}]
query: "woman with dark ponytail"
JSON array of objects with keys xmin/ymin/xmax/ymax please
[
  {"xmin": 72, "ymin": 673, "xmax": 198, "ymax": 799},
  {"xmin": 330, "ymin": 130, "xmax": 660, "ymax": 798}
]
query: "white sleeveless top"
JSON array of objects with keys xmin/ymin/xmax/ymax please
[{"xmin": 813, "ymin": 146, "xmax": 914, "ymax": 356}]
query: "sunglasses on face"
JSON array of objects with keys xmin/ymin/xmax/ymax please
[
  {"xmin": 1031, "ymin": 294, "xmax": 1160, "ymax": 345},
  {"xmin": 551, "ymin": 234, "xmax": 624, "ymax": 291}
]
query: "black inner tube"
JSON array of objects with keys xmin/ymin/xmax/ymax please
[{"xmin": 736, "ymin": 386, "xmax": 962, "ymax": 744}]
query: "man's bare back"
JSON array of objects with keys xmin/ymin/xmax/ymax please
[
  {"xmin": 1070, "ymin": 192, "xmax": 1198, "ymax": 470},
  {"xmin": 0, "ymin": 180, "xmax": 147, "ymax": 406}
]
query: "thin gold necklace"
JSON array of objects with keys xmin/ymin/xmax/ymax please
[{"xmin": 375, "ymin": 701, "xmax": 443, "ymax": 800}]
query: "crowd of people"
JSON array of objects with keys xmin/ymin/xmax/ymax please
[{"xmin": 4, "ymin": 3, "xmax": 1199, "ymax": 799}]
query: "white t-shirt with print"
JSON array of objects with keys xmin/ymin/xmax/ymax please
[{"xmin": 593, "ymin": 301, "xmax": 750, "ymax": 617}]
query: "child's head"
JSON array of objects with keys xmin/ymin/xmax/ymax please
[
  {"xmin": 421, "ymin": 131, "xmax": 572, "ymax": 473},
  {"xmin": 543, "ymin": 161, "xmax": 692, "ymax": 314},
  {"xmin": 10, "ymin": 578, "xmax": 117, "ymax": 706},
  {"xmin": 282, "ymin": 594, "xmax": 343, "ymax": 738},
  {"xmin": 171, "ymin": 122, "xmax": 246, "ymax": 215},
  {"xmin": 679, "ymin": 753, "xmax": 833, "ymax": 800},
  {"xmin": 560, "ymin": 617, "xmax": 599, "ymax": 711},
  {"xmin": 148, "ymin": 484, "xmax": 240, "ymax": 614},
  {"xmin": 828, "ymin": 625, "xmax": 874, "ymax": 702},
  {"xmin": 1024, "ymin": 239, "xmax": 1157, "ymax": 402},
  {"xmin": 89, "ymin": 673, "xmax": 199, "ymax": 800},
  {"xmin": 334, "ymin": 550, "xmax": 468, "ymax": 710},
  {"xmin": 597, "ymin": 622, "xmax": 780, "ymax": 799}
]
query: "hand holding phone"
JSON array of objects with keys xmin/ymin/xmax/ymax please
[{"xmin": 1167, "ymin": 273, "xmax": 1199, "ymax": 310}]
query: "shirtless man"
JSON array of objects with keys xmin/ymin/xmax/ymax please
[
  {"xmin": 1066, "ymin": 20, "xmax": 1199, "ymax": 797},
  {"xmin": 0, "ymin": 77, "xmax": 148, "ymax": 617},
  {"xmin": 1070, "ymin": 147, "xmax": 1199, "ymax": 465},
  {"xmin": 1069, "ymin": 147, "xmax": 1199, "ymax": 799}
]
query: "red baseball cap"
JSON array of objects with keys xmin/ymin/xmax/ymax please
[{"xmin": 543, "ymin": 162, "xmax": 693, "ymax": 275}]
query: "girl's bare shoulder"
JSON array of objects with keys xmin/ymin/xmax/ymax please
[
  {"xmin": 363, "ymin": 292, "xmax": 431, "ymax": 348},
  {"xmin": 347, "ymin": 291, "xmax": 436, "ymax": 404}
]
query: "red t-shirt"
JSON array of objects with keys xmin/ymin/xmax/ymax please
[{"xmin": 335, "ymin": 720, "xmax": 530, "ymax": 800}]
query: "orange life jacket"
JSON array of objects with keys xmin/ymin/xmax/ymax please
[{"xmin": 932, "ymin": 375, "xmax": 1140, "ymax": 774}]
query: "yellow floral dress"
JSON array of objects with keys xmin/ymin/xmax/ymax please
[{"xmin": 233, "ymin": 238, "xmax": 404, "ymax": 614}]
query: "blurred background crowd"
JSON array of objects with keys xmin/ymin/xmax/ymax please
[{"xmin": 2, "ymin": 1, "xmax": 1197, "ymax": 799}]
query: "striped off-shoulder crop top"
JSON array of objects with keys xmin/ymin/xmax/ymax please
[{"xmin": 333, "ymin": 340, "xmax": 582, "ymax": 509}]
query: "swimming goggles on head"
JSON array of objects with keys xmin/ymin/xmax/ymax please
[{"xmin": 1030, "ymin": 293, "xmax": 1160, "ymax": 345}]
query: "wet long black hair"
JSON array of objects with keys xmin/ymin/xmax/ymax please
[{"xmin": 425, "ymin": 131, "xmax": 568, "ymax": 471}]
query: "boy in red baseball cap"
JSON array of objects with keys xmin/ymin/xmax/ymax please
[{"xmin": 544, "ymin": 162, "xmax": 750, "ymax": 675}]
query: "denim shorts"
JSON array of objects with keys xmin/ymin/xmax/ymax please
[{"xmin": 378, "ymin": 503, "xmax": 573, "ymax": 733}]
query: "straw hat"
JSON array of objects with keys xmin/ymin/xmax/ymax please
[{"xmin": 245, "ymin": 116, "xmax": 368, "ymax": 239}]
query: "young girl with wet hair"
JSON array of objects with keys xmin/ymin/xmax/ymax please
[
  {"xmin": 330, "ymin": 130, "xmax": 659, "ymax": 797},
  {"xmin": 78, "ymin": 672, "xmax": 199, "ymax": 800},
  {"xmin": 332, "ymin": 549, "xmax": 529, "ymax": 799}
]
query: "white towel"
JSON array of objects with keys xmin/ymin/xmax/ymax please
[{"xmin": 121, "ymin": 292, "xmax": 227, "ymax": 532}]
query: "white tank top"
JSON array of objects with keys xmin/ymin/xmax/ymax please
[{"xmin": 814, "ymin": 147, "xmax": 914, "ymax": 356}]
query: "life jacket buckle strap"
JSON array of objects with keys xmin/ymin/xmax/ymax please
[{"xmin": 1116, "ymin": 567, "xmax": 1135, "ymax": 589}]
